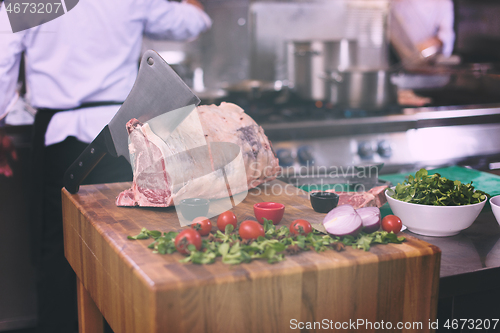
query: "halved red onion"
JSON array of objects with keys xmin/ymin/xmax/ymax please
[
  {"xmin": 356, "ymin": 207, "xmax": 381, "ymax": 233},
  {"xmin": 322, "ymin": 205, "xmax": 363, "ymax": 237}
]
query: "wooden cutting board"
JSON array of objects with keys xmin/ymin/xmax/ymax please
[{"xmin": 62, "ymin": 180, "xmax": 440, "ymax": 333}]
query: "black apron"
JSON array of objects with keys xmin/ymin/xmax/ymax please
[
  {"xmin": 30, "ymin": 101, "xmax": 124, "ymax": 264},
  {"xmin": 32, "ymin": 101, "xmax": 135, "ymax": 333}
]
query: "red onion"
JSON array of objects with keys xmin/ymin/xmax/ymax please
[
  {"xmin": 322, "ymin": 205, "xmax": 363, "ymax": 237},
  {"xmin": 356, "ymin": 207, "xmax": 381, "ymax": 233}
]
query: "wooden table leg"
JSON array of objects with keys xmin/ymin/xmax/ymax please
[{"xmin": 77, "ymin": 277, "xmax": 104, "ymax": 333}]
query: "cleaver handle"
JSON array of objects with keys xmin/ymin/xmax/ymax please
[{"xmin": 63, "ymin": 126, "xmax": 112, "ymax": 194}]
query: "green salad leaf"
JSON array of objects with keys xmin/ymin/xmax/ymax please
[
  {"xmin": 387, "ymin": 168, "xmax": 490, "ymax": 206},
  {"xmin": 127, "ymin": 222, "xmax": 406, "ymax": 265}
]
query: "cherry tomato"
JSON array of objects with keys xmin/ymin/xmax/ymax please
[
  {"xmin": 290, "ymin": 219, "xmax": 313, "ymax": 235},
  {"xmin": 238, "ymin": 220, "xmax": 265, "ymax": 240},
  {"xmin": 175, "ymin": 229, "xmax": 202, "ymax": 255},
  {"xmin": 217, "ymin": 211, "xmax": 238, "ymax": 232},
  {"xmin": 381, "ymin": 215, "xmax": 403, "ymax": 233},
  {"xmin": 190, "ymin": 216, "xmax": 212, "ymax": 236}
]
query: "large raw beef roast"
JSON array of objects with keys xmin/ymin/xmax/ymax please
[{"xmin": 116, "ymin": 102, "xmax": 280, "ymax": 207}]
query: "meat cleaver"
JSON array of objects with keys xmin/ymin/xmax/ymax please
[{"xmin": 63, "ymin": 50, "xmax": 200, "ymax": 194}]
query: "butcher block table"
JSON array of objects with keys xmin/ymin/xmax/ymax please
[{"xmin": 62, "ymin": 180, "xmax": 440, "ymax": 333}]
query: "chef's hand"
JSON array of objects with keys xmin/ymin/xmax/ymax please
[
  {"xmin": 0, "ymin": 128, "xmax": 17, "ymax": 178},
  {"xmin": 417, "ymin": 37, "xmax": 443, "ymax": 61},
  {"xmin": 397, "ymin": 89, "xmax": 432, "ymax": 107},
  {"xmin": 184, "ymin": 0, "xmax": 204, "ymax": 10}
]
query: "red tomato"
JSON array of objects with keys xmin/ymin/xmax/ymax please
[
  {"xmin": 175, "ymin": 229, "xmax": 202, "ymax": 255},
  {"xmin": 190, "ymin": 216, "xmax": 212, "ymax": 236},
  {"xmin": 217, "ymin": 211, "xmax": 238, "ymax": 232},
  {"xmin": 381, "ymin": 215, "xmax": 403, "ymax": 233},
  {"xmin": 238, "ymin": 220, "xmax": 265, "ymax": 240},
  {"xmin": 289, "ymin": 219, "xmax": 313, "ymax": 235}
]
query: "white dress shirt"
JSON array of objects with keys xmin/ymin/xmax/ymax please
[
  {"xmin": 0, "ymin": 0, "xmax": 211, "ymax": 146},
  {"xmin": 390, "ymin": 0, "xmax": 455, "ymax": 57}
]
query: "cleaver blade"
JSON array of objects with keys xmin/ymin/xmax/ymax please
[{"xmin": 63, "ymin": 50, "xmax": 200, "ymax": 194}]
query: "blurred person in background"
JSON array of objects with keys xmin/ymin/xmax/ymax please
[
  {"xmin": 0, "ymin": 1, "xmax": 211, "ymax": 332},
  {"xmin": 389, "ymin": 0, "xmax": 455, "ymax": 106},
  {"xmin": 390, "ymin": 0, "xmax": 455, "ymax": 64}
]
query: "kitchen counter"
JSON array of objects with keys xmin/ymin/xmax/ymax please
[
  {"xmin": 415, "ymin": 211, "xmax": 500, "ymax": 297},
  {"xmin": 380, "ymin": 166, "xmax": 500, "ymax": 296},
  {"xmin": 261, "ymin": 104, "xmax": 500, "ymax": 141},
  {"xmin": 262, "ymin": 103, "xmax": 500, "ymax": 176},
  {"xmin": 62, "ymin": 180, "xmax": 440, "ymax": 333},
  {"xmin": 380, "ymin": 167, "xmax": 500, "ymax": 328},
  {"xmin": 406, "ymin": 210, "xmax": 500, "ymax": 330}
]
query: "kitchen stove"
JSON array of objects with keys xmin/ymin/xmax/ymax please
[
  {"xmin": 232, "ymin": 96, "xmax": 402, "ymax": 126},
  {"xmin": 231, "ymin": 96, "xmax": 500, "ymax": 186}
]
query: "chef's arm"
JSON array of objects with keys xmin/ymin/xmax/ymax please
[
  {"xmin": 142, "ymin": 0, "xmax": 212, "ymax": 41},
  {"xmin": 417, "ymin": 0, "xmax": 454, "ymax": 59},
  {"xmin": 416, "ymin": 36, "xmax": 443, "ymax": 59},
  {"xmin": 436, "ymin": 0, "xmax": 455, "ymax": 57}
]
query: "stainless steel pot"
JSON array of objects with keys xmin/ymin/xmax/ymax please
[
  {"xmin": 324, "ymin": 69, "xmax": 397, "ymax": 110},
  {"xmin": 323, "ymin": 39, "xmax": 358, "ymax": 72},
  {"xmin": 287, "ymin": 39, "xmax": 358, "ymax": 100}
]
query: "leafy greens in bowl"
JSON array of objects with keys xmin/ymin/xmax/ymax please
[
  {"xmin": 385, "ymin": 169, "xmax": 489, "ymax": 237},
  {"xmin": 386, "ymin": 168, "xmax": 489, "ymax": 206}
]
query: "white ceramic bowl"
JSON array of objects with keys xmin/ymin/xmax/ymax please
[
  {"xmin": 385, "ymin": 188, "xmax": 487, "ymax": 237},
  {"xmin": 490, "ymin": 195, "xmax": 500, "ymax": 227}
]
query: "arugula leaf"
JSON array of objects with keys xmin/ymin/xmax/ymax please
[
  {"xmin": 127, "ymin": 227, "xmax": 150, "ymax": 240},
  {"xmin": 180, "ymin": 250, "xmax": 216, "ymax": 264},
  {"xmin": 127, "ymin": 227, "xmax": 163, "ymax": 240},
  {"xmin": 224, "ymin": 224, "xmax": 234, "ymax": 234},
  {"xmin": 355, "ymin": 234, "xmax": 373, "ymax": 251},
  {"xmin": 263, "ymin": 218, "xmax": 274, "ymax": 233},
  {"xmin": 218, "ymin": 243, "xmax": 229, "ymax": 256},
  {"xmin": 391, "ymin": 168, "xmax": 490, "ymax": 206},
  {"xmin": 229, "ymin": 242, "xmax": 241, "ymax": 254},
  {"xmin": 152, "ymin": 232, "xmax": 178, "ymax": 254},
  {"xmin": 128, "ymin": 224, "xmax": 407, "ymax": 265}
]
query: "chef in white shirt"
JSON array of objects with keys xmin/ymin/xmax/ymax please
[
  {"xmin": 389, "ymin": 0, "xmax": 455, "ymax": 106},
  {"xmin": 390, "ymin": 0, "xmax": 455, "ymax": 63},
  {"xmin": 0, "ymin": 1, "xmax": 211, "ymax": 332}
]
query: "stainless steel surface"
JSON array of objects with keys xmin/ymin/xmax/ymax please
[
  {"xmin": 146, "ymin": 0, "xmax": 500, "ymax": 102},
  {"xmin": 168, "ymin": 0, "xmax": 389, "ymax": 94},
  {"xmin": 249, "ymin": 1, "xmax": 389, "ymax": 83},
  {"xmin": 108, "ymin": 50, "xmax": 200, "ymax": 162},
  {"xmin": 221, "ymin": 79, "xmax": 284, "ymax": 101},
  {"xmin": 325, "ymin": 69, "xmax": 397, "ymax": 109},
  {"xmin": 288, "ymin": 41, "xmax": 323, "ymax": 101},
  {"xmin": 265, "ymin": 104, "xmax": 500, "ymax": 179},
  {"xmin": 324, "ymin": 39, "xmax": 358, "ymax": 71},
  {"xmin": 197, "ymin": 0, "xmax": 250, "ymax": 91},
  {"xmin": 390, "ymin": 72, "xmax": 451, "ymax": 90},
  {"xmin": 287, "ymin": 39, "xmax": 358, "ymax": 101}
]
